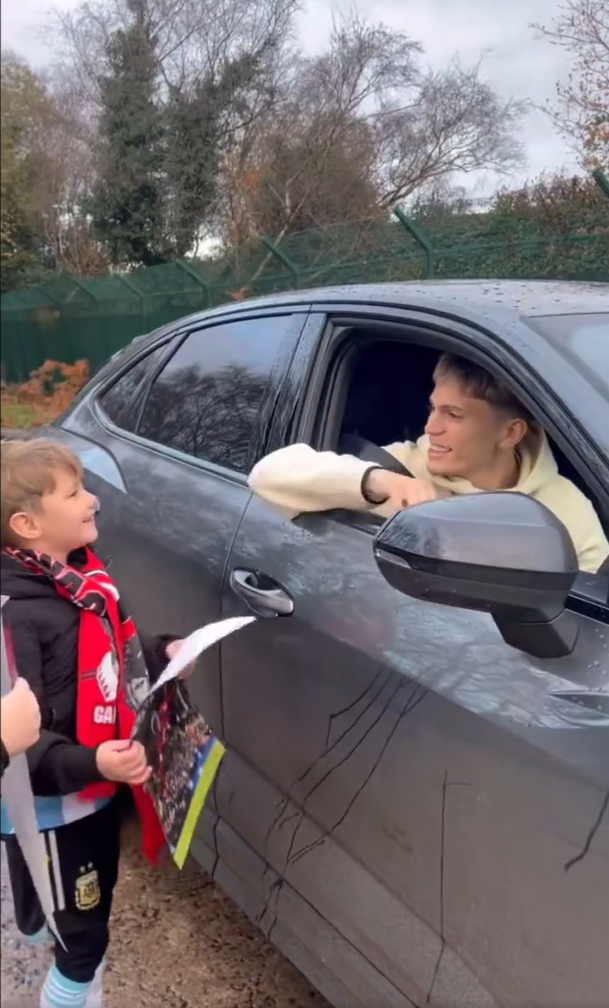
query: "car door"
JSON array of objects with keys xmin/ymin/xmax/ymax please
[
  {"xmin": 217, "ymin": 312, "xmax": 609, "ymax": 1008},
  {"xmin": 58, "ymin": 309, "xmax": 307, "ymax": 742}
]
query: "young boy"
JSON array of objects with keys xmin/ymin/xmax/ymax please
[{"xmin": 1, "ymin": 438, "xmax": 180, "ymax": 1008}]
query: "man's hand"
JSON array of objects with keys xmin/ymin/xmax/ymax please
[
  {"xmin": 1, "ymin": 679, "xmax": 41, "ymax": 757},
  {"xmin": 96, "ymin": 739, "xmax": 151, "ymax": 785},
  {"xmin": 363, "ymin": 469, "xmax": 445, "ymax": 510}
]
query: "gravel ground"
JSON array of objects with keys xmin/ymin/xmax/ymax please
[{"xmin": 2, "ymin": 822, "xmax": 330, "ymax": 1008}]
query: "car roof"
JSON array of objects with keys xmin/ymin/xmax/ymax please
[{"xmin": 152, "ymin": 279, "xmax": 608, "ymax": 335}]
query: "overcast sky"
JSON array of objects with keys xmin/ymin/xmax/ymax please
[{"xmin": 1, "ymin": 0, "xmax": 579, "ymax": 195}]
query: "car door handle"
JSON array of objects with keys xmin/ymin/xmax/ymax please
[{"xmin": 230, "ymin": 569, "xmax": 294, "ymax": 617}]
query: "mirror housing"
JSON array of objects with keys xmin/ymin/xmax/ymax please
[{"xmin": 373, "ymin": 493, "xmax": 579, "ymax": 659}]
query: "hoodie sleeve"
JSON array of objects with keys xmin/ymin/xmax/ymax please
[
  {"xmin": 566, "ymin": 488, "xmax": 609, "ymax": 575},
  {"xmin": 248, "ymin": 442, "xmax": 418, "ymax": 516},
  {"xmin": 28, "ymin": 730, "xmax": 104, "ymax": 795},
  {"xmin": 542, "ymin": 476, "xmax": 609, "ymax": 575},
  {"xmin": 2, "ymin": 602, "xmax": 104, "ymax": 795}
]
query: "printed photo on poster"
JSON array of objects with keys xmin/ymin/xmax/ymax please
[{"xmin": 135, "ymin": 680, "xmax": 225, "ymax": 867}]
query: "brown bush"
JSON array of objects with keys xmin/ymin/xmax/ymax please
[{"xmin": 1, "ymin": 359, "xmax": 89, "ymax": 429}]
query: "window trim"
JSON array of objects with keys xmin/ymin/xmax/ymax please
[
  {"xmin": 97, "ymin": 337, "xmax": 177, "ymax": 433},
  {"xmin": 94, "ymin": 308, "xmax": 309, "ymax": 478},
  {"xmin": 284, "ymin": 307, "xmax": 609, "ymax": 525},
  {"xmin": 99, "ymin": 424, "xmax": 251, "ymax": 486},
  {"xmin": 96, "ymin": 335, "xmax": 176, "ymax": 402}
]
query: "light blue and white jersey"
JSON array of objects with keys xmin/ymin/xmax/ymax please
[{"xmin": 1, "ymin": 792, "xmax": 111, "ymax": 836}]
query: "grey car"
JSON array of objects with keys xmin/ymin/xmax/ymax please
[{"xmin": 48, "ymin": 281, "xmax": 608, "ymax": 1008}]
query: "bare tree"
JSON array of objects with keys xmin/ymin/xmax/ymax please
[
  {"xmin": 26, "ymin": 82, "xmax": 107, "ymax": 275},
  {"xmin": 48, "ymin": 0, "xmax": 300, "ymax": 261},
  {"xmin": 374, "ymin": 60, "xmax": 525, "ymax": 208},
  {"xmin": 532, "ymin": 0, "xmax": 609, "ymax": 170},
  {"xmin": 49, "ymin": 0, "xmax": 299, "ymax": 110},
  {"xmin": 220, "ymin": 14, "xmax": 526, "ymax": 248},
  {"xmin": 1, "ymin": 51, "xmax": 106, "ymax": 279},
  {"xmin": 44, "ymin": 3, "xmax": 526, "ymax": 268},
  {"xmin": 220, "ymin": 16, "xmax": 420, "ymax": 245}
]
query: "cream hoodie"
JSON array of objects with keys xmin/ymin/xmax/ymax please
[{"xmin": 248, "ymin": 434, "xmax": 609, "ymax": 575}]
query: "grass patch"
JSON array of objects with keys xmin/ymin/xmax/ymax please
[{"xmin": 1, "ymin": 400, "xmax": 38, "ymax": 430}]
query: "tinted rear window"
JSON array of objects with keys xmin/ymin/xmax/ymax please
[{"xmin": 137, "ymin": 315, "xmax": 296, "ymax": 472}]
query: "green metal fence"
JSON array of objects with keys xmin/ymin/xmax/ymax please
[{"xmin": 2, "ymin": 175, "xmax": 608, "ymax": 384}]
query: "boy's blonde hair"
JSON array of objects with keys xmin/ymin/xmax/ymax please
[{"xmin": 1, "ymin": 438, "xmax": 83, "ymax": 547}]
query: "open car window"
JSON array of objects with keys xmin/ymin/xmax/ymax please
[{"xmin": 311, "ymin": 324, "xmax": 608, "ymax": 564}]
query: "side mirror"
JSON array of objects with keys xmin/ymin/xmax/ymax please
[{"xmin": 373, "ymin": 492, "xmax": 579, "ymax": 659}]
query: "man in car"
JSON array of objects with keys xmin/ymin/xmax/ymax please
[{"xmin": 248, "ymin": 352, "xmax": 609, "ymax": 575}]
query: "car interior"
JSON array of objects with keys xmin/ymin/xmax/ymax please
[{"xmin": 322, "ymin": 335, "xmax": 609, "ymax": 570}]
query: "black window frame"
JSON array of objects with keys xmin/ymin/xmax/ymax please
[{"xmin": 97, "ymin": 338, "xmax": 177, "ymax": 434}]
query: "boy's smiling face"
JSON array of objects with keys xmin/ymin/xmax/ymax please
[{"xmin": 9, "ymin": 466, "xmax": 99, "ymax": 561}]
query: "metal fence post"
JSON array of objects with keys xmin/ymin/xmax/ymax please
[
  {"xmin": 39, "ymin": 287, "xmax": 65, "ymax": 307},
  {"xmin": 260, "ymin": 237, "xmax": 300, "ymax": 288},
  {"xmin": 592, "ymin": 168, "xmax": 609, "ymax": 200},
  {"xmin": 115, "ymin": 274, "xmax": 146, "ymax": 328},
  {"xmin": 67, "ymin": 278, "xmax": 98, "ymax": 303},
  {"xmin": 392, "ymin": 206, "xmax": 435, "ymax": 280},
  {"xmin": 115, "ymin": 274, "xmax": 144, "ymax": 298},
  {"xmin": 175, "ymin": 261, "xmax": 213, "ymax": 308}
]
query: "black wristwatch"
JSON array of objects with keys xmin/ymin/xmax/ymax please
[
  {"xmin": 0, "ymin": 738, "xmax": 10, "ymax": 778},
  {"xmin": 361, "ymin": 466, "xmax": 389, "ymax": 505}
]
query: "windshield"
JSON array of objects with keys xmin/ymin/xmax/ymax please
[{"xmin": 529, "ymin": 313, "xmax": 609, "ymax": 399}]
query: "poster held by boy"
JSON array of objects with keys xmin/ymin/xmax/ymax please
[{"xmin": 134, "ymin": 616, "xmax": 255, "ymax": 868}]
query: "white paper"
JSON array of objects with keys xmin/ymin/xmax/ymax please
[
  {"xmin": 1, "ymin": 597, "xmax": 66, "ymax": 947},
  {"xmin": 145, "ymin": 615, "xmax": 256, "ymax": 700}
]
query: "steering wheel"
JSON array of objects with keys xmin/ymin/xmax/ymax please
[{"xmin": 338, "ymin": 433, "xmax": 414, "ymax": 478}]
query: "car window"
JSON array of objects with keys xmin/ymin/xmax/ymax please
[
  {"xmin": 100, "ymin": 343, "xmax": 167, "ymax": 432},
  {"xmin": 137, "ymin": 315, "xmax": 293, "ymax": 473},
  {"xmin": 528, "ymin": 314, "xmax": 609, "ymax": 398}
]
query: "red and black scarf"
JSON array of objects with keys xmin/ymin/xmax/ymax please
[{"xmin": 3, "ymin": 546, "xmax": 165, "ymax": 864}]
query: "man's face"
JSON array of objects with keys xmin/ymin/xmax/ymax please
[{"xmin": 424, "ymin": 377, "xmax": 520, "ymax": 482}]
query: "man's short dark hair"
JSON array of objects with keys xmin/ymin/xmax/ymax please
[{"xmin": 433, "ymin": 353, "xmax": 536, "ymax": 426}]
